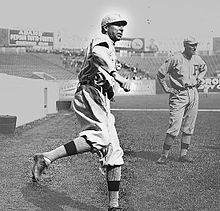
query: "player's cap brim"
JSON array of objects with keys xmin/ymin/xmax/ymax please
[
  {"xmin": 109, "ymin": 20, "xmax": 127, "ymax": 26},
  {"xmin": 101, "ymin": 14, "xmax": 127, "ymax": 27}
]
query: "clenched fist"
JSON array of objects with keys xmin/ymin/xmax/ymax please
[{"xmin": 121, "ymin": 80, "xmax": 131, "ymax": 92}]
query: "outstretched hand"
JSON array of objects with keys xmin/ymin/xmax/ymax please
[{"xmin": 121, "ymin": 80, "xmax": 131, "ymax": 92}]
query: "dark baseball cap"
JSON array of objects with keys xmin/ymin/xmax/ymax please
[{"xmin": 101, "ymin": 14, "xmax": 127, "ymax": 27}]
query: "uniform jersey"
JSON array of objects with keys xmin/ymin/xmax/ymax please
[
  {"xmin": 158, "ymin": 52, "xmax": 207, "ymax": 136},
  {"xmin": 73, "ymin": 33, "xmax": 124, "ymax": 167},
  {"xmin": 158, "ymin": 52, "xmax": 207, "ymax": 90},
  {"xmin": 78, "ymin": 34, "xmax": 117, "ymax": 89}
]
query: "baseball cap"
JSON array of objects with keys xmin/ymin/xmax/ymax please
[
  {"xmin": 183, "ymin": 36, "xmax": 199, "ymax": 45},
  {"xmin": 101, "ymin": 14, "xmax": 127, "ymax": 27}
]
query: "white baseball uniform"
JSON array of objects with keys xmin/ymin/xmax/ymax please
[
  {"xmin": 73, "ymin": 34, "xmax": 124, "ymax": 166},
  {"xmin": 158, "ymin": 52, "xmax": 207, "ymax": 136}
]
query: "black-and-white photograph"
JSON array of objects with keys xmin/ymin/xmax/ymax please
[{"xmin": 0, "ymin": 0, "xmax": 219, "ymax": 210}]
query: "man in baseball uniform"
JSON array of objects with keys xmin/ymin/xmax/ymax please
[
  {"xmin": 32, "ymin": 13, "xmax": 130, "ymax": 211},
  {"xmin": 156, "ymin": 36, "xmax": 207, "ymax": 164}
]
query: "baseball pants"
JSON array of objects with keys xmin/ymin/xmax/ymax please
[
  {"xmin": 167, "ymin": 87, "xmax": 199, "ymax": 137},
  {"xmin": 73, "ymin": 84, "xmax": 124, "ymax": 166}
]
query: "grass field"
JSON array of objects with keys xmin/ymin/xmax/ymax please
[{"xmin": 0, "ymin": 94, "xmax": 219, "ymax": 211}]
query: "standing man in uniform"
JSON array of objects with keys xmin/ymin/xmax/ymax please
[
  {"xmin": 32, "ymin": 13, "xmax": 131, "ymax": 211},
  {"xmin": 156, "ymin": 36, "xmax": 207, "ymax": 164}
]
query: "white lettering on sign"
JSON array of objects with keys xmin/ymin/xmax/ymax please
[
  {"xmin": 212, "ymin": 78, "xmax": 219, "ymax": 85},
  {"xmin": 59, "ymin": 80, "xmax": 78, "ymax": 100},
  {"xmin": 27, "ymin": 35, "xmax": 40, "ymax": 42},
  {"xmin": 19, "ymin": 30, "xmax": 43, "ymax": 36},
  {"xmin": 40, "ymin": 36, "xmax": 54, "ymax": 42},
  {"xmin": 115, "ymin": 40, "xmax": 131, "ymax": 48},
  {"xmin": 10, "ymin": 34, "xmax": 26, "ymax": 41},
  {"xmin": 10, "ymin": 29, "xmax": 54, "ymax": 46},
  {"xmin": 15, "ymin": 41, "xmax": 36, "ymax": 46},
  {"xmin": 199, "ymin": 77, "xmax": 220, "ymax": 91},
  {"xmin": 38, "ymin": 42, "xmax": 49, "ymax": 46}
]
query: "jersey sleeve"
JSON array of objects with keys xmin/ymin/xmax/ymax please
[
  {"xmin": 91, "ymin": 37, "xmax": 116, "ymax": 74},
  {"xmin": 158, "ymin": 56, "xmax": 174, "ymax": 76}
]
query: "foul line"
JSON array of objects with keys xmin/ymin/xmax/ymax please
[{"xmin": 111, "ymin": 108, "xmax": 220, "ymax": 112}]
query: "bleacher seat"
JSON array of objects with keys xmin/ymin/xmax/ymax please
[
  {"xmin": 0, "ymin": 53, "xmax": 78, "ymax": 80},
  {"xmin": 119, "ymin": 54, "xmax": 220, "ymax": 78}
]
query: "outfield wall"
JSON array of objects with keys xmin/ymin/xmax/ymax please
[
  {"xmin": 0, "ymin": 74, "xmax": 59, "ymax": 127},
  {"xmin": 115, "ymin": 79, "xmax": 156, "ymax": 95},
  {"xmin": 58, "ymin": 79, "xmax": 156, "ymax": 101},
  {"xmin": 198, "ymin": 77, "xmax": 220, "ymax": 93}
]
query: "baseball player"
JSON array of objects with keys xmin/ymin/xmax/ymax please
[
  {"xmin": 156, "ymin": 36, "xmax": 207, "ymax": 164},
  {"xmin": 32, "ymin": 13, "xmax": 131, "ymax": 211}
]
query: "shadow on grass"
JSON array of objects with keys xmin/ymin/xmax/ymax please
[
  {"xmin": 124, "ymin": 150, "xmax": 176, "ymax": 162},
  {"xmin": 124, "ymin": 150, "xmax": 159, "ymax": 161},
  {"xmin": 21, "ymin": 182, "xmax": 103, "ymax": 211},
  {"xmin": 201, "ymin": 144, "xmax": 220, "ymax": 150}
]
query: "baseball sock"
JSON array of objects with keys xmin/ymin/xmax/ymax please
[
  {"xmin": 180, "ymin": 134, "xmax": 191, "ymax": 157},
  {"xmin": 42, "ymin": 136, "xmax": 91, "ymax": 162},
  {"xmin": 162, "ymin": 133, "xmax": 175, "ymax": 157},
  {"xmin": 107, "ymin": 165, "xmax": 121, "ymax": 208}
]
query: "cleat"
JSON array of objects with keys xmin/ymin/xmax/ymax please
[
  {"xmin": 31, "ymin": 154, "xmax": 49, "ymax": 182},
  {"xmin": 156, "ymin": 155, "xmax": 168, "ymax": 164},
  {"xmin": 178, "ymin": 155, "xmax": 193, "ymax": 163},
  {"xmin": 98, "ymin": 143, "xmax": 113, "ymax": 167},
  {"xmin": 108, "ymin": 207, "xmax": 123, "ymax": 211}
]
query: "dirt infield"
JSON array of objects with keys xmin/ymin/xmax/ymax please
[{"xmin": 0, "ymin": 94, "xmax": 220, "ymax": 211}]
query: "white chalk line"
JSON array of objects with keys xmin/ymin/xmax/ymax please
[{"xmin": 111, "ymin": 108, "xmax": 220, "ymax": 112}]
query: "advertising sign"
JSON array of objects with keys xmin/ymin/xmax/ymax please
[
  {"xmin": 115, "ymin": 79, "xmax": 156, "ymax": 96},
  {"xmin": 213, "ymin": 37, "xmax": 220, "ymax": 52},
  {"xmin": 0, "ymin": 28, "xmax": 8, "ymax": 46},
  {"xmin": 9, "ymin": 29, "xmax": 54, "ymax": 47},
  {"xmin": 198, "ymin": 77, "xmax": 220, "ymax": 92},
  {"xmin": 115, "ymin": 38, "xmax": 145, "ymax": 52},
  {"xmin": 58, "ymin": 80, "xmax": 78, "ymax": 100}
]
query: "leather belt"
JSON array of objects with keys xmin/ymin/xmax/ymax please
[
  {"xmin": 78, "ymin": 80, "xmax": 114, "ymax": 100},
  {"xmin": 79, "ymin": 80, "xmax": 102, "ymax": 92},
  {"xmin": 177, "ymin": 84, "xmax": 196, "ymax": 91}
]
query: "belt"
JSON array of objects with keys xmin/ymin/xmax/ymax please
[
  {"xmin": 177, "ymin": 84, "xmax": 196, "ymax": 91},
  {"xmin": 79, "ymin": 80, "xmax": 102, "ymax": 92},
  {"xmin": 78, "ymin": 80, "xmax": 114, "ymax": 100}
]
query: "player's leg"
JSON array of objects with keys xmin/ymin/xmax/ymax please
[
  {"xmin": 157, "ymin": 94, "xmax": 186, "ymax": 164},
  {"xmin": 178, "ymin": 132, "xmax": 193, "ymax": 162},
  {"xmin": 105, "ymin": 113, "xmax": 124, "ymax": 166},
  {"xmin": 75, "ymin": 90, "xmax": 124, "ymax": 210},
  {"xmin": 32, "ymin": 136, "xmax": 91, "ymax": 182},
  {"xmin": 179, "ymin": 88, "xmax": 199, "ymax": 162},
  {"xmin": 157, "ymin": 133, "xmax": 176, "ymax": 164},
  {"xmin": 106, "ymin": 165, "xmax": 122, "ymax": 210},
  {"xmin": 99, "ymin": 113, "xmax": 123, "ymax": 210}
]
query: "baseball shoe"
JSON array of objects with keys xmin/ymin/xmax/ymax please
[
  {"xmin": 108, "ymin": 207, "xmax": 123, "ymax": 211},
  {"xmin": 178, "ymin": 155, "xmax": 193, "ymax": 163},
  {"xmin": 98, "ymin": 143, "xmax": 113, "ymax": 167},
  {"xmin": 156, "ymin": 155, "xmax": 168, "ymax": 164},
  {"xmin": 31, "ymin": 154, "xmax": 49, "ymax": 182}
]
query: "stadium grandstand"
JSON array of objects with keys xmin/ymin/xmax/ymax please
[
  {"xmin": 1, "ymin": 51, "xmax": 220, "ymax": 81},
  {"xmin": 0, "ymin": 27, "xmax": 220, "ymax": 82},
  {"xmin": 118, "ymin": 54, "xmax": 220, "ymax": 79},
  {"xmin": 0, "ymin": 52, "xmax": 78, "ymax": 80}
]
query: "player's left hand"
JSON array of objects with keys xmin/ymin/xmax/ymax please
[{"xmin": 196, "ymin": 79, "xmax": 202, "ymax": 88}]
